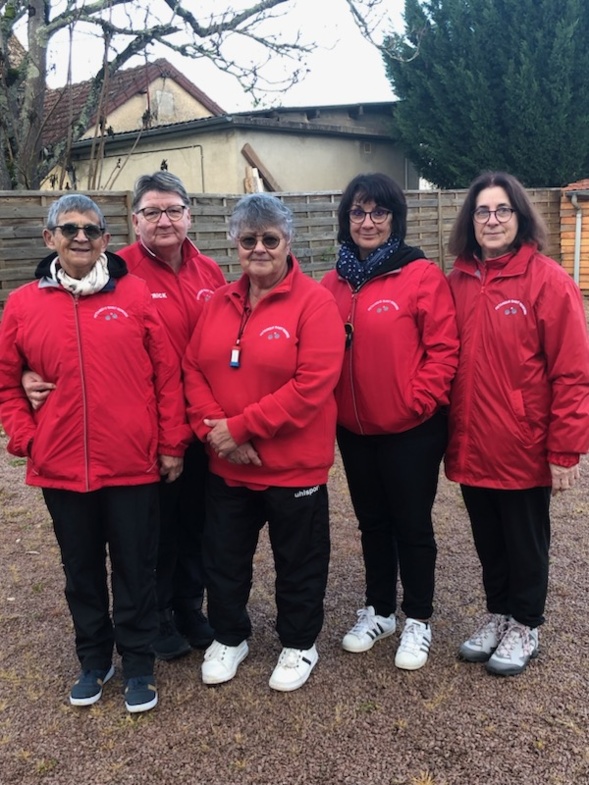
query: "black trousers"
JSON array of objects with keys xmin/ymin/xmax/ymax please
[
  {"xmin": 461, "ymin": 485, "xmax": 551, "ymax": 628},
  {"xmin": 337, "ymin": 411, "xmax": 447, "ymax": 620},
  {"xmin": 156, "ymin": 440, "xmax": 207, "ymax": 611},
  {"xmin": 203, "ymin": 473, "xmax": 331, "ymax": 650},
  {"xmin": 43, "ymin": 484, "xmax": 159, "ymax": 678}
]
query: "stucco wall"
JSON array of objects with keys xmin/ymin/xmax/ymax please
[
  {"xmin": 81, "ymin": 78, "xmax": 214, "ymax": 138},
  {"xmin": 59, "ymin": 126, "xmax": 417, "ymax": 194}
]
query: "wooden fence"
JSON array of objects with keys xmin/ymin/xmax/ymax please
[{"xmin": 0, "ymin": 188, "xmax": 564, "ymax": 308}]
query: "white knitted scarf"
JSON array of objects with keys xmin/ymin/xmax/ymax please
[{"xmin": 49, "ymin": 253, "xmax": 110, "ymax": 296}]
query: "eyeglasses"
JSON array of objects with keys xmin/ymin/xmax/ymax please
[
  {"xmin": 348, "ymin": 207, "xmax": 391, "ymax": 224},
  {"xmin": 136, "ymin": 205, "xmax": 187, "ymax": 223},
  {"xmin": 53, "ymin": 223, "xmax": 105, "ymax": 240},
  {"xmin": 472, "ymin": 207, "xmax": 516, "ymax": 224},
  {"xmin": 238, "ymin": 234, "xmax": 282, "ymax": 250}
]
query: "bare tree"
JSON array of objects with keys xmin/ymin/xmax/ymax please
[{"xmin": 0, "ymin": 0, "xmax": 314, "ymax": 190}]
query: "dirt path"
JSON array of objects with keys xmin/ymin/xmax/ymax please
[{"xmin": 1, "ymin": 436, "xmax": 588, "ymax": 785}]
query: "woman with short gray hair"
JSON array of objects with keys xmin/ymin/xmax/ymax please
[{"xmin": 183, "ymin": 193, "xmax": 345, "ymax": 692}]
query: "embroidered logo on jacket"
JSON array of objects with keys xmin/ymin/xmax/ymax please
[
  {"xmin": 151, "ymin": 292, "xmax": 168, "ymax": 299},
  {"xmin": 495, "ymin": 299, "xmax": 528, "ymax": 316},
  {"xmin": 196, "ymin": 288, "xmax": 215, "ymax": 301},
  {"xmin": 367, "ymin": 299, "xmax": 400, "ymax": 313},
  {"xmin": 93, "ymin": 306, "xmax": 129, "ymax": 320},
  {"xmin": 260, "ymin": 325, "xmax": 291, "ymax": 340}
]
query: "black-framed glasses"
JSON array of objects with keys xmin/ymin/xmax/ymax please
[
  {"xmin": 53, "ymin": 223, "xmax": 105, "ymax": 240},
  {"xmin": 136, "ymin": 205, "xmax": 187, "ymax": 223},
  {"xmin": 348, "ymin": 207, "xmax": 391, "ymax": 224},
  {"xmin": 238, "ymin": 233, "xmax": 282, "ymax": 250},
  {"xmin": 472, "ymin": 207, "xmax": 516, "ymax": 224}
]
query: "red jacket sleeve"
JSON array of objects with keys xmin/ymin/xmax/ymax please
[
  {"xmin": 142, "ymin": 287, "xmax": 192, "ymax": 456},
  {"xmin": 0, "ymin": 294, "xmax": 37, "ymax": 457},
  {"xmin": 183, "ymin": 314, "xmax": 228, "ymax": 442},
  {"xmin": 412, "ymin": 264, "xmax": 460, "ymax": 417}
]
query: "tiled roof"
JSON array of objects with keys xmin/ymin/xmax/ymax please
[{"xmin": 42, "ymin": 58, "xmax": 225, "ymax": 146}]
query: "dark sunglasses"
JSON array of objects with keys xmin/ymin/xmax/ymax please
[
  {"xmin": 54, "ymin": 223, "xmax": 105, "ymax": 240},
  {"xmin": 238, "ymin": 234, "xmax": 282, "ymax": 250}
]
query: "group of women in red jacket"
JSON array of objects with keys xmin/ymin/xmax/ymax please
[{"xmin": 0, "ymin": 169, "xmax": 587, "ymax": 712}]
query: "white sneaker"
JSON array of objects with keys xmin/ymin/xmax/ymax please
[
  {"xmin": 342, "ymin": 606, "xmax": 397, "ymax": 653},
  {"xmin": 395, "ymin": 618, "xmax": 431, "ymax": 670},
  {"xmin": 201, "ymin": 640, "xmax": 248, "ymax": 685},
  {"xmin": 485, "ymin": 620, "xmax": 539, "ymax": 676},
  {"xmin": 269, "ymin": 645, "xmax": 318, "ymax": 692},
  {"xmin": 459, "ymin": 613, "xmax": 509, "ymax": 662}
]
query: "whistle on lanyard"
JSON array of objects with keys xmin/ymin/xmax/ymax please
[{"xmin": 230, "ymin": 344, "xmax": 241, "ymax": 368}]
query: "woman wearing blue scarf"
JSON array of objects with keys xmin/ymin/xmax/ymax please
[{"xmin": 323, "ymin": 173, "xmax": 459, "ymax": 670}]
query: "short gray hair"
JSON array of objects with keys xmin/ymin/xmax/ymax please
[
  {"xmin": 46, "ymin": 194, "xmax": 106, "ymax": 230},
  {"xmin": 228, "ymin": 194, "xmax": 293, "ymax": 242},
  {"xmin": 132, "ymin": 172, "xmax": 190, "ymax": 211}
]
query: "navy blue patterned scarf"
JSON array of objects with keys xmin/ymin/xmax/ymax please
[{"xmin": 336, "ymin": 235, "xmax": 401, "ymax": 290}]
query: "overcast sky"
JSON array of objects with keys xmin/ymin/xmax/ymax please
[{"xmin": 44, "ymin": 0, "xmax": 405, "ymax": 110}]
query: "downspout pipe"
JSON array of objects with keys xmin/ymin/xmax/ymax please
[
  {"xmin": 566, "ymin": 189, "xmax": 589, "ymax": 286},
  {"xmin": 570, "ymin": 193, "xmax": 582, "ymax": 286}
]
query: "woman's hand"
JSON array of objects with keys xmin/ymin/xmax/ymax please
[
  {"xmin": 549, "ymin": 463, "xmax": 580, "ymax": 495},
  {"xmin": 226, "ymin": 441, "xmax": 262, "ymax": 466},
  {"xmin": 204, "ymin": 418, "xmax": 238, "ymax": 458},
  {"xmin": 159, "ymin": 454, "xmax": 184, "ymax": 483},
  {"xmin": 22, "ymin": 370, "xmax": 55, "ymax": 411}
]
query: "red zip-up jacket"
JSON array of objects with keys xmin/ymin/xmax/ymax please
[
  {"xmin": 0, "ymin": 252, "xmax": 191, "ymax": 492},
  {"xmin": 322, "ymin": 255, "xmax": 459, "ymax": 435},
  {"xmin": 183, "ymin": 257, "xmax": 345, "ymax": 487},
  {"xmin": 445, "ymin": 243, "xmax": 589, "ymax": 489},
  {"xmin": 119, "ymin": 238, "xmax": 226, "ymax": 359}
]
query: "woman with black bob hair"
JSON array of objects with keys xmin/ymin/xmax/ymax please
[
  {"xmin": 446, "ymin": 171, "xmax": 589, "ymax": 677},
  {"xmin": 323, "ymin": 173, "xmax": 459, "ymax": 670}
]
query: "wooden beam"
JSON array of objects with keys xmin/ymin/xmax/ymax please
[{"xmin": 241, "ymin": 143, "xmax": 282, "ymax": 192}]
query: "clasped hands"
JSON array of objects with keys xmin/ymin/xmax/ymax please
[{"xmin": 204, "ymin": 418, "xmax": 262, "ymax": 466}]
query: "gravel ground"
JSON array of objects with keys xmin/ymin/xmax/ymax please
[{"xmin": 1, "ymin": 430, "xmax": 588, "ymax": 785}]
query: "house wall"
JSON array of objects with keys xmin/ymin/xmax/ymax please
[
  {"xmin": 81, "ymin": 78, "xmax": 214, "ymax": 138},
  {"xmin": 57, "ymin": 127, "xmax": 418, "ymax": 193}
]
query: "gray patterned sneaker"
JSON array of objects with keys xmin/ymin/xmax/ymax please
[
  {"xmin": 342, "ymin": 606, "xmax": 397, "ymax": 653},
  {"xmin": 459, "ymin": 613, "xmax": 509, "ymax": 662},
  {"xmin": 395, "ymin": 618, "xmax": 431, "ymax": 670},
  {"xmin": 485, "ymin": 619, "xmax": 539, "ymax": 676}
]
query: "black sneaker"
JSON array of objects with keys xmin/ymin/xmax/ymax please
[
  {"xmin": 174, "ymin": 606, "xmax": 214, "ymax": 650},
  {"xmin": 152, "ymin": 609, "xmax": 191, "ymax": 661},
  {"xmin": 124, "ymin": 675, "xmax": 158, "ymax": 713},
  {"xmin": 70, "ymin": 664, "xmax": 115, "ymax": 706}
]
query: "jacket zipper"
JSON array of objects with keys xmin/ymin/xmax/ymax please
[{"xmin": 73, "ymin": 296, "xmax": 91, "ymax": 491}]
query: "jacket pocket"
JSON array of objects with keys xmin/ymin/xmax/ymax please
[{"xmin": 508, "ymin": 389, "xmax": 534, "ymax": 447}]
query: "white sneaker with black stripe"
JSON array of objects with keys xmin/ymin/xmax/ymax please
[
  {"xmin": 342, "ymin": 606, "xmax": 397, "ymax": 653},
  {"xmin": 395, "ymin": 618, "xmax": 431, "ymax": 670},
  {"xmin": 269, "ymin": 645, "xmax": 318, "ymax": 692}
]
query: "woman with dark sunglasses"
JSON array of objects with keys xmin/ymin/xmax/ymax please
[
  {"xmin": 0, "ymin": 194, "xmax": 190, "ymax": 713},
  {"xmin": 182, "ymin": 193, "xmax": 344, "ymax": 692},
  {"xmin": 322, "ymin": 173, "xmax": 459, "ymax": 671}
]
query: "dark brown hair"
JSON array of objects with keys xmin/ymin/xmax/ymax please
[
  {"xmin": 337, "ymin": 173, "xmax": 407, "ymax": 245},
  {"xmin": 448, "ymin": 171, "xmax": 547, "ymax": 258}
]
